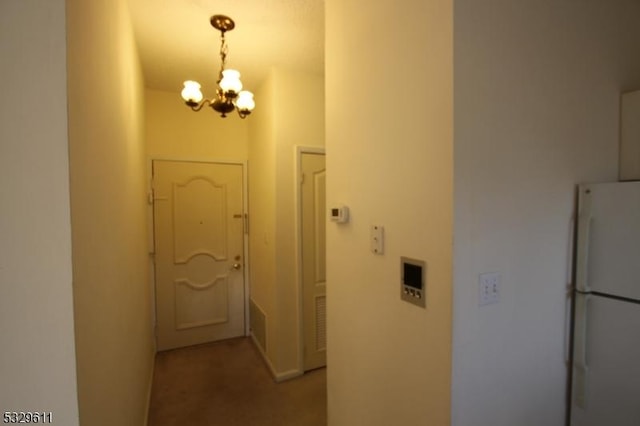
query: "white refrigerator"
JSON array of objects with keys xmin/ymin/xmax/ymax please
[{"xmin": 570, "ymin": 181, "xmax": 640, "ymax": 426}]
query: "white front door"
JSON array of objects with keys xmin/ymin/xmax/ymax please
[
  {"xmin": 152, "ymin": 160, "xmax": 245, "ymax": 351},
  {"xmin": 301, "ymin": 152, "xmax": 327, "ymax": 370}
]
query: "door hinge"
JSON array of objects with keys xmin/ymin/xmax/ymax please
[
  {"xmin": 148, "ymin": 177, "xmax": 156, "ymax": 204},
  {"xmin": 234, "ymin": 213, "xmax": 249, "ymax": 234},
  {"xmin": 300, "ymin": 172, "xmax": 305, "ymax": 185},
  {"xmin": 149, "ymin": 178, "xmax": 168, "ymax": 202}
]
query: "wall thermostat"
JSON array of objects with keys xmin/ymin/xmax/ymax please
[{"xmin": 330, "ymin": 205, "xmax": 349, "ymax": 223}]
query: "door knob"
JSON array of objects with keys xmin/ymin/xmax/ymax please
[{"xmin": 232, "ymin": 262, "xmax": 242, "ymax": 270}]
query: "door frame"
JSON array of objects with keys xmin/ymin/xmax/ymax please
[
  {"xmin": 147, "ymin": 157, "xmax": 251, "ymax": 347},
  {"xmin": 294, "ymin": 146, "xmax": 326, "ymax": 372}
]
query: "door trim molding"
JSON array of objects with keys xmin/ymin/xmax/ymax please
[
  {"xmin": 147, "ymin": 156, "xmax": 251, "ymax": 343},
  {"xmin": 294, "ymin": 146, "xmax": 326, "ymax": 373}
]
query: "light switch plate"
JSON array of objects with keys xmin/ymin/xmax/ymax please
[
  {"xmin": 479, "ymin": 272, "xmax": 500, "ymax": 306},
  {"xmin": 370, "ymin": 225, "xmax": 384, "ymax": 255}
]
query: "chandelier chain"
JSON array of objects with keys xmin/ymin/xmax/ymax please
[{"xmin": 218, "ymin": 32, "xmax": 228, "ymax": 81}]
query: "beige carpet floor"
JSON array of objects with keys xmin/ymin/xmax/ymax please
[{"xmin": 148, "ymin": 337, "xmax": 327, "ymax": 426}]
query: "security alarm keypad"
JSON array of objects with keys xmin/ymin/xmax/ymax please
[{"xmin": 401, "ymin": 257, "xmax": 426, "ymax": 308}]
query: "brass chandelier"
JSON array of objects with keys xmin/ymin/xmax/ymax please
[{"xmin": 181, "ymin": 15, "xmax": 255, "ymax": 118}]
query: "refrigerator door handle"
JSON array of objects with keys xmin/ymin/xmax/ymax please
[
  {"xmin": 575, "ymin": 209, "xmax": 592, "ymax": 292},
  {"xmin": 573, "ymin": 293, "xmax": 590, "ymax": 408},
  {"xmin": 564, "ymin": 289, "xmax": 572, "ymax": 364}
]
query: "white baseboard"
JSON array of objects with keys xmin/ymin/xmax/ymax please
[
  {"xmin": 249, "ymin": 332, "xmax": 302, "ymax": 382},
  {"xmin": 275, "ymin": 368, "xmax": 303, "ymax": 382}
]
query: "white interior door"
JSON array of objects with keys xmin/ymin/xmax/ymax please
[
  {"xmin": 301, "ymin": 152, "xmax": 326, "ymax": 371},
  {"xmin": 152, "ymin": 160, "xmax": 245, "ymax": 351}
]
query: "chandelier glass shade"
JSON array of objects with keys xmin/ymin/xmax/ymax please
[{"xmin": 181, "ymin": 15, "xmax": 255, "ymax": 118}]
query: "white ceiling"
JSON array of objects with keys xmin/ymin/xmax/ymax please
[{"xmin": 127, "ymin": 0, "xmax": 324, "ymax": 94}]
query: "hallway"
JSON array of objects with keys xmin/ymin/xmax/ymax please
[{"xmin": 148, "ymin": 337, "xmax": 327, "ymax": 426}]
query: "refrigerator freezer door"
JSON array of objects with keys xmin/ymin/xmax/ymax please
[
  {"xmin": 571, "ymin": 294, "xmax": 640, "ymax": 426},
  {"xmin": 577, "ymin": 182, "xmax": 640, "ymax": 300}
]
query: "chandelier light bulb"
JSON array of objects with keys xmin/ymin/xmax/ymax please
[
  {"xmin": 181, "ymin": 80, "xmax": 203, "ymax": 103},
  {"xmin": 236, "ymin": 91, "xmax": 255, "ymax": 112},
  {"xmin": 219, "ymin": 69, "xmax": 243, "ymax": 94}
]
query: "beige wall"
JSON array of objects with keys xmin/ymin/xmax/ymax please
[
  {"xmin": 248, "ymin": 70, "xmax": 278, "ymax": 369},
  {"xmin": 145, "ymin": 88, "xmax": 249, "ymax": 160},
  {"xmin": 274, "ymin": 69, "xmax": 325, "ymax": 375},
  {"xmin": 66, "ymin": 0, "xmax": 155, "ymax": 424},
  {"xmin": 0, "ymin": 1, "xmax": 79, "ymax": 423},
  {"xmin": 249, "ymin": 68, "xmax": 325, "ymax": 377},
  {"xmin": 325, "ymin": 0, "xmax": 453, "ymax": 424},
  {"xmin": 452, "ymin": 1, "xmax": 640, "ymax": 425}
]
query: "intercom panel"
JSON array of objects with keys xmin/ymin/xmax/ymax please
[{"xmin": 400, "ymin": 257, "xmax": 426, "ymax": 308}]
